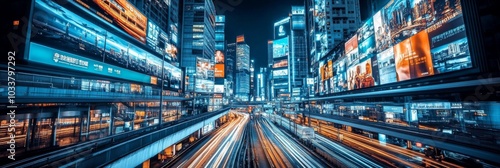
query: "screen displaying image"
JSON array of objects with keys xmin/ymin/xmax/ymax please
[
  {"xmin": 164, "ymin": 62, "xmax": 182, "ymax": 90},
  {"xmin": 394, "ymin": 31, "xmax": 434, "ymax": 81},
  {"xmin": 30, "ymin": 0, "xmax": 164, "ymax": 79},
  {"xmin": 427, "ymin": 15, "xmax": 471, "ymax": 74},
  {"xmin": 358, "ymin": 17, "xmax": 374, "ymax": 43},
  {"xmin": 347, "ymin": 58, "xmax": 377, "ymax": 90},
  {"xmin": 215, "ymin": 64, "xmax": 225, "ymax": 78},
  {"xmin": 377, "ymin": 48, "xmax": 398, "ymax": 84},
  {"xmin": 273, "ymin": 59, "xmax": 288, "ymax": 68},
  {"xmin": 373, "ymin": 10, "xmax": 392, "ymax": 52},
  {"xmin": 215, "ymin": 50, "xmax": 225, "ymax": 64},
  {"xmin": 273, "ymin": 37, "xmax": 289, "ymax": 58},
  {"xmin": 358, "ymin": 35, "xmax": 376, "ymax": 61},
  {"xmin": 274, "ymin": 18, "xmax": 290, "ymax": 39},
  {"xmin": 333, "ymin": 58, "xmax": 348, "ymax": 93},
  {"xmin": 196, "ymin": 57, "xmax": 214, "ymax": 80},
  {"xmin": 195, "ymin": 79, "xmax": 214, "ymax": 93},
  {"xmin": 345, "ymin": 35, "xmax": 359, "ymax": 67},
  {"xmin": 74, "ymin": 0, "xmax": 148, "ymax": 43},
  {"xmin": 385, "ymin": 0, "xmax": 427, "ymax": 44},
  {"xmin": 273, "ymin": 69, "xmax": 288, "ymax": 77}
]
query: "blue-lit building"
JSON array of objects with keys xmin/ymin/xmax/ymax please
[
  {"xmin": 257, "ymin": 67, "xmax": 269, "ymax": 101},
  {"xmin": 290, "ymin": 6, "xmax": 308, "ymax": 101},
  {"xmin": 226, "ymin": 43, "xmax": 236, "ymax": 102},
  {"xmin": 0, "ymin": 0, "xmax": 185, "ymax": 153},
  {"xmin": 181, "ymin": 0, "xmax": 216, "ymax": 112},
  {"xmin": 214, "ymin": 15, "xmax": 226, "ymax": 107},
  {"xmin": 235, "ymin": 35, "xmax": 250, "ymax": 102},
  {"xmin": 272, "ymin": 17, "xmax": 291, "ymax": 100}
]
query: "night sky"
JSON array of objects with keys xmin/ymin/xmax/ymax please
[
  {"xmin": 220, "ymin": 0, "xmax": 371, "ymax": 70},
  {"xmin": 220, "ymin": 0, "xmax": 305, "ymax": 70}
]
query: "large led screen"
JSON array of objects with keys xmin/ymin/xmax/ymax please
[
  {"xmin": 195, "ymin": 79, "xmax": 214, "ymax": 93},
  {"xmin": 215, "ymin": 50, "xmax": 225, "ymax": 78},
  {"xmin": 273, "ymin": 69, "xmax": 288, "ymax": 78},
  {"xmin": 274, "ymin": 18, "xmax": 290, "ymax": 39},
  {"xmin": 164, "ymin": 62, "xmax": 182, "ymax": 90},
  {"xmin": 30, "ymin": 0, "xmax": 166, "ymax": 82},
  {"xmin": 196, "ymin": 57, "xmax": 214, "ymax": 80},
  {"xmin": 318, "ymin": 0, "xmax": 472, "ymax": 95},
  {"xmin": 273, "ymin": 59, "xmax": 288, "ymax": 68},
  {"xmin": 74, "ymin": 0, "xmax": 147, "ymax": 43},
  {"xmin": 273, "ymin": 37, "xmax": 289, "ymax": 59}
]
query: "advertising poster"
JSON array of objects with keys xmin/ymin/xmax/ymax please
[
  {"xmin": 333, "ymin": 58, "xmax": 348, "ymax": 93},
  {"xmin": 195, "ymin": 79, "xmax": 214, "ymax": 93},
  {"xmin": 357, "ymin": 17, "xmax": 374, "ymax": 43},
  {"xmin": 326, "ymin": 60, "xmax": 333, "ymax": 80},
  {"xmin": 273, "ymin": 69, "xmax": 288, "ymax": 77},
  {"xmin": 377, "ymin": 48, "xmax": 398, "ymax": 85},
  {"xmin": 215, "ymin": 50, "xmax": 225, "ymax": 64},
  {"xmin": 385, "ymin": 0, "xmax": 426, "ymax": 44},
  {"xmin": 274, "ymin": 18, "xmax": 290, "ymax": 39},
  {"xmin": 273, "ymin": 59, "xmax": 288, "ymax": 68},
  {"xmin": 273, "ymin": 37, "xmax": 289, "ymax": 59},
  {"xmin": 427, "ymin": 15, "xmax": 471, "ymax": 74},
  {"xmin": 75, "ymin": 0, "xmax": 148, "ymax": 43},
  {"xmin": 214, "ymin": 85, "xmax": 224, "ymax": 93},
  {"xmin": 358, "ymin": 35, "xmax": 376, "ymax": 62},
  {"xmin": 373, "ymin": 10, "xmax": 392, "ymax": 52},
  {"xmin": 166, "ymin": 43, "xmax": 178, "ymax": 63},
  {"xmin": 164, "ymin": 62, "xmax": 182, "ymax": 90},
  {"xmin": 347, "ymin": 58, "xmax": 376, "ymax": 90},
  {"xmin": 215, "ymin": 64, "xmax": 225, "ymax": 78},
  {"xmin": 196, "ymin": 57, "xmax": 214, "ymax": 80},
  {"xmin": 425, "ymin": 0, "xmax": 463, "ymax": 28},
  {"xmin": 146, "ymin": 21, "xmax": 169, "ymax": 57},
  {"xmin": 345, "ymin": 35, "xmax": 359, "ymax": 67},
  {"xmin": 394, "ymin": 38, "xmax": 412, "ymax": 81},
  {"xmin": 409, "ymin": 30, "xmax": 434, "ymax": 79},
  {"xmin": 30, "ymin": 0, "xmax": 165, "ymax": 80}
]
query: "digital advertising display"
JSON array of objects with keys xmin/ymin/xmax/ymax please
[
  {"xmin": 427, "ymin": 15, "xmax": 471, "ymax": 74},
  {"xmin": 196, "ymin": 57, "xmax": 214, "ymax": 80},
  {"xmin": 317, "ymin": 0, "xmax": 472, "ymax": 96},
  {"xmin": 74, "ymin": 0, "xmax": 148, "ymax": 43},
  {"xmin": 273, "ymin": 59, "xmax": 288, "ymax": 68},
  {"xmin": 358, "ymin": 35, "xmax": 376, "ymax": 62},
  {"xmin": 274, "ymin": 18, "xmax": 290, "ymax": 39},
  {"xmin": 346, "ymin": 58, "xmax": 377, "ymax": 90},
  {"xmin": 214, "ymin": 85, "xmax": 224, "ymax": 93},
  {"xmin": 373, "ymin": 10, "xmax": 392, "ymax": 53},
  {"xmin": 377, "ymin": 48, "xmax": 397, "ymax": 85},
  {"xmin": 273, "ymin": 69, "xmax": 288, "ymax": 77},
  {"xmin": 164, "ymin": 62, "xmax": 182, "ymax": 90},
  {"xmin": 195, "ymin": 79, "xmax": 215, "ymax": 93},
  {"xmin": 357, "ymin": 17, "xmax": 374, "ymax": 43},
  {"xmin": 30, "ymin": 0, "xmax": 167, "ymax": 83},
  {"xmin": 273, "ymin": 37, "xmax": 289, "ymax": 59},
  {"xmin": 384, "ymin": 0, "xmax": 427, "ymax": 44},
  {"xmin": 215, "ymin": 64, "xmax": 225, "ymax": 78}
]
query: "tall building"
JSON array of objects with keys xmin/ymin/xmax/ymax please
[
  {"xmin": 290, "ymin": 6, "xmax": 308, "ymax": 100},
  {"xmin": 181, "ymin": 0, "xmax": 216, "ymax": 112},
  {"xmin": 250, "ymin": 59, "xmax": 255, "ymax": 101},
  {"xmin": 306, "ymin": 0, "xmax": 361, "ymax": 96},
  {"xmin": 306, "ymin": 0, "xmax": 362, "ymax": 66},
  {"xmin": 272, "ymin": 17, "xmax": 291, "ymax": 100},
  {"xmin": 257, "ymin": 67, "xmax": 268, "ymax": 101},
  {"xmin": 267, "ymin": 40, "xmax": 273, "ymax": 68},
  {"xmin": 235, "ymin": 35, "xmax": 251, "ymax": 101},
  {"xmin": 226, "ymin": 43, "xmax": 237, "ymax": 102},
  {"xmin": 214, "ymin": 15, "xmax": 226, "ymax": 108}
]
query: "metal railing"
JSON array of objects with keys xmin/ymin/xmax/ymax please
[{"xmin": 2, "ymin": 107, "xmax": 230, "ymax": 168}]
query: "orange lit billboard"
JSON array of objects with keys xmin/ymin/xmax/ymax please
[{"xmin": 215, "ymin": 64, "xmax": 225, "ymax": 78}]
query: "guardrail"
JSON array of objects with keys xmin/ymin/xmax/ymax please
[
  {"xmin": 2, "ymin": 107, "xmax": 230, "ymax": 168},
  {"xmin": 310, "ymin": 113, "xmax": 500, "ymax": 165}
]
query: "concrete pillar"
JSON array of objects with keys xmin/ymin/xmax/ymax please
[
  {"xmin": 407, "ymin": 140, "xmax": 412, "ymax": 149},
  {"xmin": 25, "ymin": 118, "xmax": 32, "ymax": 150}
]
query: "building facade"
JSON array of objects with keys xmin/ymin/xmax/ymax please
[
  {"xmin": 290, "ymin": 6, "xmax": 309, "ymax": 100},
  {"xmin": 256, "ymin": 67, "xmax": 269, "ymax": 101},
  {"xmin": 181, "ymin": 0, "xmax": 216, "ymax": 112},
  {"xmin": 250, "ymin": 59, "xmax": 255, "ymax": 101},
  {"xmin": 235, "ymin": 35, "xmax": 251, "ymax": 101},
  {"xmin": 214, "ymin": 15, "xmax": 226, "ymax": 108},
  {"xmin": 226, "ymin": 43, "xmax": 236, "ymax": 102}
]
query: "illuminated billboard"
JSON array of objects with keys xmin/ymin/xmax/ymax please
[
  {"xmin": 196, "ymin": 57, "xmax": 214, "ymax": 80},
  {"xmin": 273, "ymin": 59, "xmax": 288, "ymax": 68},
  {"xmin": 214, "ymin": 85, "xmax": 224, "ymax": 93},
  {"xmin": 273, "ymin": 69, "xmax": 288, "ymax": 77},
  {"xmin": 74, "ymin": 0, "xmax": 148, "ymax": 43},
  {"xmin": 273, "ymin": 37, "xmax": 289, "ymax": 59},
  {"xmin": 274, "ymin": 18, "xmax": 290, "ymax": 39},
  {"xmin": 215, "ymin": 64, "xmax": 225, "ymax": 78},
  {"xmin": 317, "ymin": 0, "xmax": 472, "ymax": 95},
  {"xmin": 215, "ymin": 50, "xmax": 225, "ymax": 64},
  {"xmin": 164, "ymin": 62, "xmax": 182, "ymax": 90},
  {"xmin": 30, "ymin": 0, "xmax": 165, "ymax": 82},
  {"xmin": 195, "ymin": 79, "xmax": 215, "ymax": 93}
]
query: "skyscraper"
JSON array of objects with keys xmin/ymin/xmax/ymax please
[
  {"xmin": 290, "ymin": 6, "xmax": 308, "ymax": 101},
  {"xmin": 214, "ymin": 15, "xmax": 226, "ymax": 107},
  {"xmin": 272, "ymin": 17, "xmax": 291, "ymax": 100},
  {"xmin": 235, "ymin": 35, "xmax": 251, "ymax": 101},
  {"xmin": 306, "ymin": 0, "xmax": 362, "ymax": 67},
  {"xmin": 181, "ymin": 0, "xmax": 216, "ymax": 113},
  {"xmin": 268, "ymin": 40, "xmax": 273, "ymax": 68},
  {"xmin": 257, "ymin": 67, "xmax": 268, "ymax": 101},
  {"xmin": 226, "ymin": 43, "xmax": 236, "ymax": 102},
  {"xmin": 250, "ymin": 59, "xmax": 255, "ymax": 101}
]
